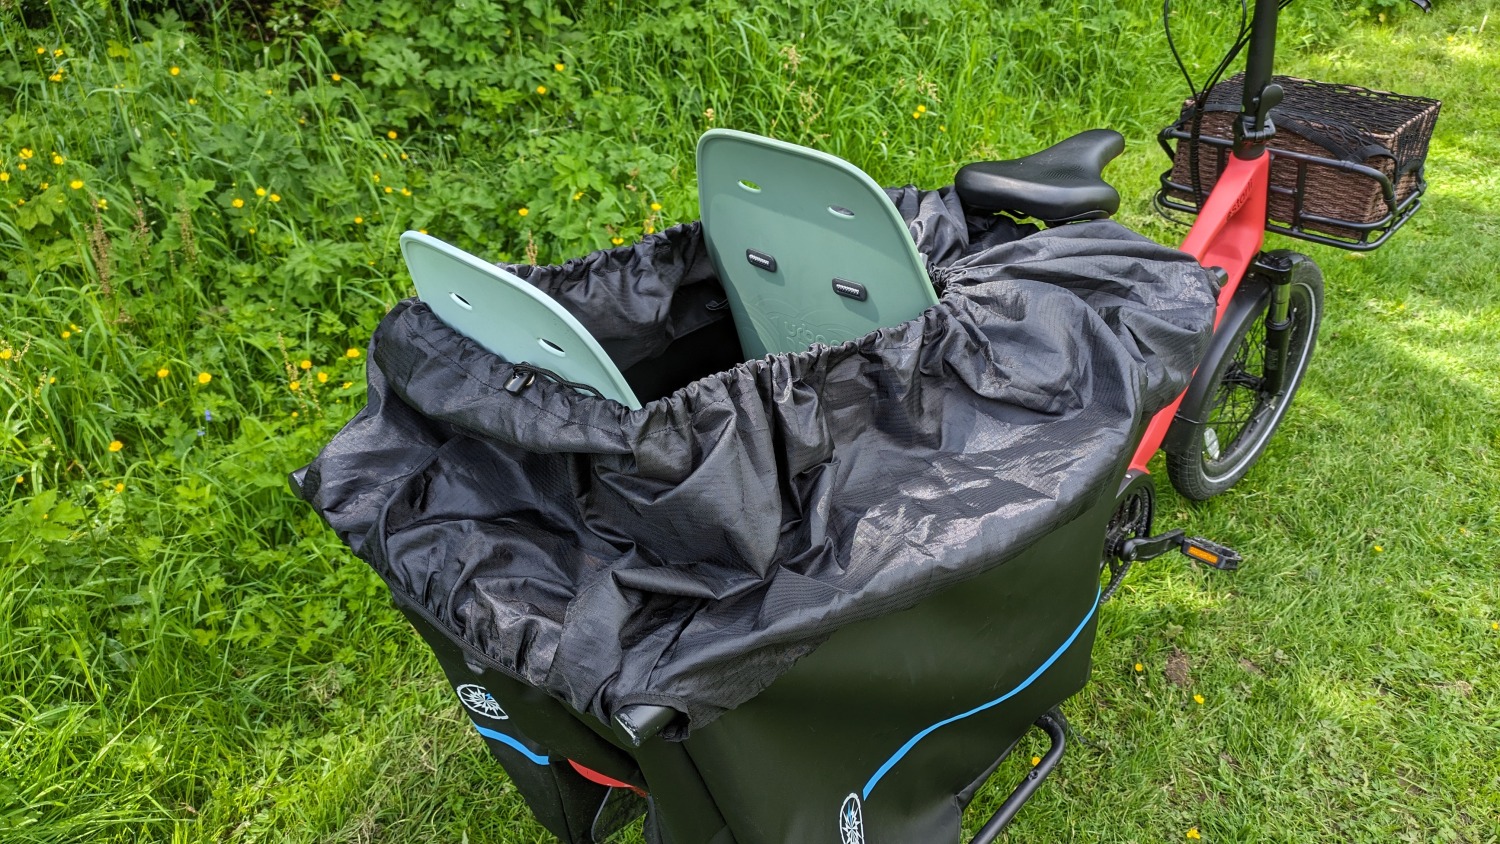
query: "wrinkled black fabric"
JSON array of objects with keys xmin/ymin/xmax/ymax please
[{"xmin": 293, "ymin": 187, "xmax": 1217, "ymax": 734}]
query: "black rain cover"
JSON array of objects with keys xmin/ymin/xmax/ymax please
[{"xmin": 292, "ymin": 187, "xmax": 1217, "ymax": 735}]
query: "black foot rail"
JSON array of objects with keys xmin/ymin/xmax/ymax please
[{"xmin": 970, "ymin": 709, "xmax": 1068, "ymax": 844}]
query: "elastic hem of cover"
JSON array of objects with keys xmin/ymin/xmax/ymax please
[
  {"xmin": 860, "ymin": 587, "xmax": 1101, "ymax": 800},
  {"xmin": 473, "ymin": 723, "xmax": 550, "ymax": 765}
]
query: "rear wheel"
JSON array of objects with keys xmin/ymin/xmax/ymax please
[{"xmin": 1166, "ymin": 260, "xmax": 1323, "ymax": 501}]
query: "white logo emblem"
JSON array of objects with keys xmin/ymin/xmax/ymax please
[
  {"xmin": 456, "ymin": 683, "xmax": 508, "ymax": 719},
  {"xmin": 838, "ymin": 793, "xmax": 865, "ymax": 844}
]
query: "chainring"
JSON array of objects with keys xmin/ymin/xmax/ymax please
[{"xmin": 1101, "ymin": 472, "xmax": 1156, "ymax": 602}]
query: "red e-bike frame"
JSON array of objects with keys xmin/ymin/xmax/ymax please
[{"xmin": 1127, "ymin": 0, "xmax": 1282, "ymax": 473}]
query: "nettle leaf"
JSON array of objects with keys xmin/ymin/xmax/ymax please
[
  {"xmin": 16, "ymin": 198, "xmax": 56, "ymax": 231},
  {"xmin": 33, "ymin": 240, "xmax": 80, "ymax": 272},
  {"xmin": 177, "ymin": 178, "xmax": 217, "ymax": 210},
  {"xmin": 126, "ymin": 147, "xmax": 162, "ymax": 193},
  {"xmin": 279, "ymin": 241, "xmax": 365, "ymax": 285},
  {"xmin": 365, "ymin": 39, "xmax": 429, "ymax": 88}
]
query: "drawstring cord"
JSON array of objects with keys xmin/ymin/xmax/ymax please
[{"xmin": 504, "ymin": 363, "xmax": 606, "ymax": 401}]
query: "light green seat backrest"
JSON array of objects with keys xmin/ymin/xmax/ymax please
[
  {"xmin": 696, "ymin": 129, "xmax": 939, "ymax": 359},
  {"xmin": 400, "ymin": 231, "xmax": 641, "ymax": 409}
]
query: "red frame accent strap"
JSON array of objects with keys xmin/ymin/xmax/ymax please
[{"xmin": 568, "ymin": 758, "xmax": 647, "ymax": 796}]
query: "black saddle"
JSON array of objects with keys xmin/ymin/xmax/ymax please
[{"xmin": 955, "ymin": 129, "xmax": 1125, "ymax": 225}]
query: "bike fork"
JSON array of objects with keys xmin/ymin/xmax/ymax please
[{"xmin": 1254, "ymin": 252, "xmax": 1296, "ymax": 397}]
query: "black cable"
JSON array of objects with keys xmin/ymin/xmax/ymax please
[
  {"xmin": 1166, "ymin": 0, "xmax": 1293, "ymax": 207},
  {"xmin": 1163, "ymin": 0, "xmax": 1200, "ymax": 102}
]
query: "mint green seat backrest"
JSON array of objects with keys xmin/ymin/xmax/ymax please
[
  {"xmin": 696, "ymin": 129, "xmax": 939, "ymax": 359},
  {"xmin": 400, "ymin": 231, "xmax": 641, "ymax": 409}
]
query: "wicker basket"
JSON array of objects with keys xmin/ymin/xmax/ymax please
[{"xmin": 1163, "ymin": 75, "xmax": 1440, "ymax": 246}]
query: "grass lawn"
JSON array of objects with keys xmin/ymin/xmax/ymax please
[{"xmin": 1, "ymin": 0, "xmax": 1496, "ymax": 841}]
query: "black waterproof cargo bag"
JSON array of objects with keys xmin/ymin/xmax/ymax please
[{"xmin": 292, "ymin": 186, "xmax": 1217, "ymax": 843}]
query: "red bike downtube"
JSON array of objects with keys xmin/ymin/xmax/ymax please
[{"xmin": 1129, "ymin": 153, "xmax": 1270, "ymax": 472}]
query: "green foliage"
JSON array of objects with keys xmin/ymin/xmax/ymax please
[{"xmin": 1, "ymin": 0, "xmax": 1497, "ymax": 841}]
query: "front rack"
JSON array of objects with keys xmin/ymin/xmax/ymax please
[{"xmin": 1154, "ymin": 125, "xmax": 1427, "ymax": 251}]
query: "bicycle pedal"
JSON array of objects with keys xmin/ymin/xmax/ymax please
[{"xmin": 1180, "ymin": 536, "xmax": 1242, "ymax": 571}]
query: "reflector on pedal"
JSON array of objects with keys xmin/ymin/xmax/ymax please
[{"xmin": 1184, "ymin": 545, "xmax": 1219, "ymax": 564}]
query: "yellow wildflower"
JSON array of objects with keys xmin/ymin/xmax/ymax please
[
  {"xmin": 518, "ymin": 207, "xmax": 529, "ymax": 217},
  {"xmin": 1186, "ymin": 829, "xmax": 1201, "ymax": 841},
  {"xmin": 232, "ymin": 198, "xmax": 244, "ymax": 208},
  {"xmin": 554, "ymin": 62, "xmax": 566, "ymax": 71},
  {"xmin": 911, "ymin": 111, "xmax": 921, "ymax": 119},
  {"xmin": 1030, "ymin": 756, "xmax": 1041, "ymax": 766},
  {"xmin": 345, "ymin": 348, "xmax": 361, "ymax": 359},
  {"xmin": 400, "ymin": 188, "xmax": 411, "ymax": 197},
  {"xmin": 299, "ymin": 359, "xmax": 312, "ymax": 370},
  {"xmin": 353, "ymin": 216, "xmax": 363, "ymax": 224},
  {"xmin": 289, "ymin": 380, "xmax": 301, "ymax": 391},
  {"xmin": 170, "ymin": 66, "xmax": 180, "ymax": 76},
  {"xmin": 61, "ymin": 330, "xmax": 72, "ymax": 339},
  {"xmin": 341, "ymin": 381, "xmax": 352, "ymax": 389},
  {"xmin": 54, "ymin": 48, "xmax": 64, "ymax": 57},
  {"xmin": 1134, "ymin": 662, "xmax": 1144, "ymax": 672},
  {"xmin": 188, "ymin": 98, "xmax": 198, "ymax": 105},
  {"xmin": 255, "ymin": 187, "xmax": 266, "ymax": 197},
  {"xmin": 269, "ymin": 193, "xmax": 281, "ymax": 202},
  {"xmin": 316, "ymin": 371, "xmax": 329, "ymax": 383},
  {"xmin": 97, "ymin": 198, "xmax": 108, "ymax": 209},
  {"xmin": 1193, "ymin": 693, "xmax": 1205, "ymax": 705},
  {"xmin": 15, "ymin": 475, "xmax": 24, "ymax": 484},
  {"xmin": 157, "ymin": 367, "xmax": 170, "ymax": 378},
  {"xmin": 52, "ymin": 153, "xmax": 64, "ymax": 164},
  {"xmin": 917, "ymin": 105, "xmax": 927, "ymax": 113},
  {"xmin": 197, "ymin": 371, "xmax": 212, "ymax": 384},
  {"xmin": 536, "ymin": 85, "xmax": 548, "ymax": 95},
  {"xmin": 70, "ymin": 179, "xmax": 83, "ymax": 190},
  {"xmin": 108, "ymin": 440, "xmax": 124, "ymax": 452},
  {"xmin": 17, "ymin": 164, "xmax": 25, "ymax": 171},
  {"xmin": 291, "ymin": 411, "xmax": 299, "ymax": 418},
  {"xmin": 1373, "ymin": 545, "xmax": 1384, "ymax": 553},
  {"xmin": 417, "ymin": 228, "xmax": 427, "ymax": 234},
  {"xmin": 573, "ymin": 191, "xmax": 583, "ymax": 201},
  {"xmin": 650, "ymin": 202, "xmax": 662, "ymax": 211},
  {"xmin": 387, "ymin": 130, "xmax": 398, "ymax": 139},
  {"xmin": 49, "ymin": 73, "xmax": 63, "ymax": 83},
  {"xmin": 939, "ymin": 125, "xmax": 947, "ymax": 132},
  {"xmin": 384, "ymin": 186, "xmax": 392, "ymax": 194},
  {"xmin": 372, "ymin": 173, "xmax": 380, "ymax": 182},
  {"xmin": 36, "ymin": 47, "xmax": 45, "ymax": 55},
  {"xmin": 0, "ymin": 349, "xmax": 11, "ymax": 360},
  {"xmin": 20, "ymin": 148, "xmax": 34, "ymax": 159},
  {"xmin": 1, "ymin": 172, "xmax": 8, "ymax": 182},
  {"xmin": 400, "ymin": 153, "xmax": 408, "ymax": 160},
  {"xmin": 331, "ymin": 73, "xmax": 342, "ymax": 82},
  {"xmin": 114, "ymin": 482, "xmax": 125, "ymax": 493},
  {"xmin": 247, "ymin": 227, "xmax": 256, "ymax": 234},
  {"xmin": 48, "ymin": 376, "xmax": 56, "ymax": 384},
  {"xmin": 611, "ymin": 236, "xmax": 624, "ymax": 246}
]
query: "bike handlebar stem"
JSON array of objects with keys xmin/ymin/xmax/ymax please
[{"xmin": 1235, "ymin": 0, "xmax": 1283, "ymax": 159}]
